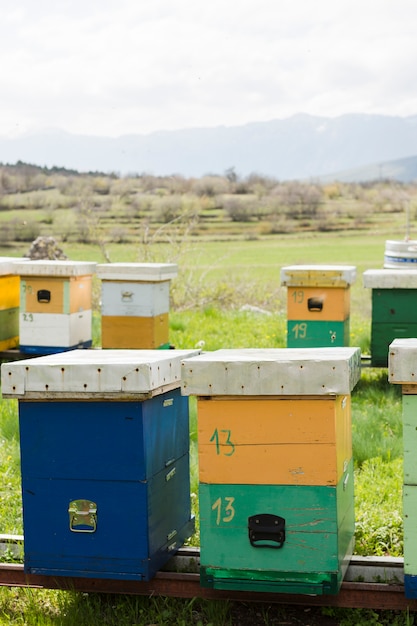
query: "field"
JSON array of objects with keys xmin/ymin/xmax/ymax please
[{"xmin": 0, "ymin": 166, "xmax": 415, "ymax": 623}]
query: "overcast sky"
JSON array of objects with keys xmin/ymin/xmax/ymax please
[{"xmin": 1, "ymin": 0, "xmax": 416, "ymax": 138}]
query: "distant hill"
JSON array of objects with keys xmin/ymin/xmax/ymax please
[
  {"xmin": 1, "ymin": 113, "xmax": 417, "ymax": 181},
  {"xmin": 317, "ymin": 154, "xmax": 417, "ymax": 184}
]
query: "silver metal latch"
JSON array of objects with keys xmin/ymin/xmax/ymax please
[{"xmin": 68, "ymin": 499, "xmax": 97, "ymax": 533}]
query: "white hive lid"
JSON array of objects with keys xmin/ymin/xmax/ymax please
[
  {"xmin": 0, "ymin": 256, "xmax": 30, "ymax": 275},
  {"xmin": 280, "ymin": 265, "xmax": 356, "ymax": 287},
  {"xmin": 96, "ymin": 263, "xmax": 178, "ymax": 281},
  {"xmin": 1, "ymin": 349, "xmax": 200, "ymax": 399},
  {"xmin": 388, "ymin": 338, "xmax": 417, "ymax": 384},
  {"xmin": 12, "ymin": 260, "xmax": 97, "ymax": 277},
  {"xmin": 385, "ymin": 239, "xmax": 417, "ymax": 252},
  {"xmin": 363, "ymin": 269, "xmax": 417, "ymax": 289},
  {"xmin": 181, "ymin": 347, "xmax": 361, "ymax": 396},
  {"xmin": 0, "ymin": 257, "xmax": 18, "ymax": 275}
]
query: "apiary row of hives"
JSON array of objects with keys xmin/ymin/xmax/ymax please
[
  {"xmin": 2, "ymin": 256, "xmax": 417, "ymax": 368},
  {"xmin": 0, "ymin": 259, "xmax": 177, "ymax": 354}
]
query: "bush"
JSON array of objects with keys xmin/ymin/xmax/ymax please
[
  {"xmin": 223, "ymin": 196, "xmax": 259, "ymax": 222},
  {"xmin": 14, "ymin": 219, "xmax": 41, "ymax": 242}
]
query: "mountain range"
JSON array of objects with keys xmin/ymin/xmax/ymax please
[{"xmin": 1, "ymin": 113, "xmax": 417, "ymax": 182}]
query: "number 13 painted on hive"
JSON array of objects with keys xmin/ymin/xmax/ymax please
[
  {"xmin": 211, "ymin": 497, "xmax": 235, "ymax": 525},
  {"xmin": 209, "ymin": 428, "xmax": 235, "ymax": 456}
]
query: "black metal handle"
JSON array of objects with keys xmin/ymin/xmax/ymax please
[
  {"xmin": 307, "ymin": 296, "xmax": 323, "ymax": 312},
  {"xmin": 248, "ymin": 514, "xmax": 285, "ymax": 549},
  {"xmin": 37, "ymin": 289, "xmax": 51, "ymax": 303}
]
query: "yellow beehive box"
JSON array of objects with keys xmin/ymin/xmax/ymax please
[
  {"xmin": 285, "ymin": 285, "xmax": 351, "ymax": 321},
  {"xmin": 0, "ymin": 258, "xmax": 20, "ymax": 311},
  {"xmin": 0, "ymin": 258, "xmax": 21, "ymax": 350},
  {"xmin": 281, "ymin": 265, "xmax": 356, "ymax": 322},
  {"xmin": 20, "ymin": 275, "xmax": 92, "ymax": 314},
  {"xmin": 182, "ymin": 348, "xmax": 361, "ymax": 486},
  {"xmin": 196, "ymin": 395, "xmax": 351, "ymax": 486},
  {"xmin": 101, "ymin": 314, "xmax": 169, "ymax": 349},
  {"xmin": 14, "ymin": 261, "xmax": 96, "ymax": 316}
]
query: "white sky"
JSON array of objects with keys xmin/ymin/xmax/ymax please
[{"xmin": 1, "ymin": 0, "xmax": 417, "ymax": 138}]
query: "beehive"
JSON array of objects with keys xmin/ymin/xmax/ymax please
[
  {"xmin": 13, "ymin": 260, "xmax": 96, "ymax": 355},
  {"xmin": 0, "ymin": 257, "xmax": 21, "ymax": 350},
  {"xmin": 388, "ymin": 338, "xmax": 417, "ymax": 598},
  {"xmin": 181, "ymin": 347, "xmax": 361, "ymax": 594},
  {"xmin": 364, "ymin": 269, "xmax": 417, "ymax": 367},
  {"xmin": 281, "ymin": 265, "xmax": 356, "ymax": 348},
  {"xmin": 384, "ymin": 240, "xmax": 417, "ymax": 269},
  {"xmin": 1, "ymin": 348, "xmax": 199, "ymax": 581},
  {"xmin": 96, "ymin": 263, "xmax": 178, "ymax": 349}
]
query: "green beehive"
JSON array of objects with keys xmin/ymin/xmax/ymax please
[
  {"xmin": 364, "ymin": 269, "xmax": 417, "ymax": 367},
  {"xmin": 181, "ymin": 348, "xmax": 361, "ymax": 595},
  {"xmin": 389, "ymin": 338, "xmax": 417, "ymax": 598}
]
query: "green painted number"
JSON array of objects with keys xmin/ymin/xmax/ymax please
[
  {"xmin": 291, "ymin": 289, "xmax": 304, "ymax": 303},
  {"xmin": 210, "ymin": 428, "xmax": 235, "ymax": 456},
  {"xmin": 211, "ymin": 496, "xmax": 235, "ymax": 525},
  {"xmin": 22, "ymin": 313, "xmax": 34, "ymax": 322}
]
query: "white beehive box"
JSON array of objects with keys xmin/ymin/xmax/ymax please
[
  {"xmin": 181, "ymin": 348, "xmax": 361, "ymax": 396},
  {"xmin": 388, "ymin": 338, "xmax": 417, "ymax": 384},
  {"xmin": 1, "ymin": 349, "xmax": 201, "ymax": 399},
  {"xmin": 96, "ymin": 263, "xmax": 178, "ymax": 282},
  {"xmin": 363, "ymin": 269, "xmax": 417, "ymax": 289},
  {"xmin": 280, "ymin": 265, "xmax": 357, "ymax": 287},
  {"xmin": 19, "ymin": 311, "xmax": 92, "ymax": 350},
  {"xmin": 100, "ymin": 282, "xmax": 170, "ymax": 317}
]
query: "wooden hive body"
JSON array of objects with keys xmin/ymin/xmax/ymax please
[
  {"xmin": 181, "ymin": 348, "xmax": 360, "ymax": 594},
  {"xmin": 1, "ymin": 349, "xmax": 199, "ymax": 580}
]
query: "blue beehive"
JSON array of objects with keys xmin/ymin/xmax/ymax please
[{"xmin": 1, "ymin": 349, "xmax": 199, "ymax": 580}]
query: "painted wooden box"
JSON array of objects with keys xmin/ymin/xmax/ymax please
[
  {"xmin": 96, "ymin": 263, "xmax": 177, "ymax": 349},
  {"xmin": 364, "ymin": 269, "xmax": 417, "ymax": 367},
  {"xmin": 281, "ymin": 265, "xmax": 356, "ymax": 348},
  {"xmin": 13, "ymin": 260, "xmax": 96, "ymax": 355},
  {"xmin": 181, "ymin": 347, "xmax": 361, "ymax": 595},
  {"xmin": 388, "ymin": 338, "xmax": 417, "ymax": 598},
  {"xmin": 0, "ymin": 258, "xmax": 20, "ymax": 350},
  {"xmin": 1, "ymin": 349, "xmax": 199, "ymax": 580}
]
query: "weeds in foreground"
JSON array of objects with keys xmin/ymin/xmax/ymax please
[
  {"xmin": 322, "ymin": 606, "xmax": 415, "ymax": 625},
  {"xmin": 354, "ymin": 457, "xmax": 403, "ymax": 556},
  {"xmin": 352, "ymin": 368, "xmax": 403, "ymax": 466},
  {"xmin": 0, "ymin": 591, "xmax": 414, "ymax": 626}
]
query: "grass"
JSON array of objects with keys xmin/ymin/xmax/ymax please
[
  {"xmin": 170, "ymin": 309, "xmax": 287, "ymax": 351},
  {"xmin": 0, "ymin": 398, "xmax": 22, "ymax": 537},
  {"xmin": 352, "ymin": 368, "xmax": 403, "ymax": 466},
  {"xmin": 0, "ymin": 589, "xmax": 222, "ymax": 625},
  {"xmin": 355, "ymin": 457, "xmax": 403, "ymax": 557}
]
